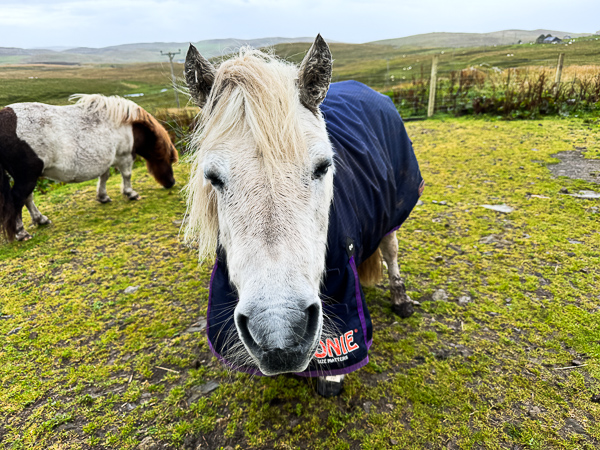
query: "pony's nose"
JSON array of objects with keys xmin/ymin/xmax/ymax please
[
  {"xmin": 235, "ymin": 302, "xmax": 321, "ymax": 375},
  {"xmin": 164, "ymin": 178, "xmax": 176, "ymax": 189}
]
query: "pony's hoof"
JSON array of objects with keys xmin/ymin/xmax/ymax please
[
  {"xmin": 96, "ymin": 195, "xmax": 112, "ymax": 204},
  {"xmin": 316, "ymin": 375, "xmax": 344, "ymax": 397},
  {"xmin": 128, "ymin": 194, "xmax": 140, "ymax": 201},
  {"xmin": 392, "ymin": 302, "xmax": 414, "ymax": 318},
  {"xmin": 16, "ymin": 229, "xmax": 32, "ymax": 241},
  {"xmin": 37, "ymin": 216, "xmax": 51, "ymax": 226}
]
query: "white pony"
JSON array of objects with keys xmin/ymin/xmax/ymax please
[
  {"xmin": 183, "ymin": 36, "xmax": 422, "ymax": 396},
  {"xmin": 0, "ymin": 94, "xmax": 178, "ymax": 241}
]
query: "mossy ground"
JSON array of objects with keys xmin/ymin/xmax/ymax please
[{"xmin": 1, "ymin": 118, "xmax": 600, "ymax": 449}]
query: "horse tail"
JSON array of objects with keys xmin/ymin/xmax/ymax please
[
  {"xmin": 0, "ymin": 159, "xmax": 17, "ymax": 242},
  {"xmin": 357, "ymin": 248, "xmax": 383, "ymax": 286}
]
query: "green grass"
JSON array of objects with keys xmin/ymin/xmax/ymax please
[{"xmin": 2, "ymin": 117, "xmax": 600, "ymax": 448}]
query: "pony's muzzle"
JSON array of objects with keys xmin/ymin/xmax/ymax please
[{"xmin": 234, "ymin": 302, "xmax": 321, "ymax": 375}]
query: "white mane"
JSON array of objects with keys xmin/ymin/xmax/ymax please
[
  {"xmin": 184, "ymin": 47, "xmax": 310, "ymax": 260},
  {"xmin": 69, "ymin": 94, "xmax": 141, "ymax": 126}
]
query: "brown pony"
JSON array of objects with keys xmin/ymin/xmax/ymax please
[{"xmin": 0, "ymin": 94, "xmax": 178, "ymax": 241}]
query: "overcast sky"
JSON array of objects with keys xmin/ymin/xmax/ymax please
[{"xmin": 2, "ymin": 0, "xmax": 599, "ymax": 49}]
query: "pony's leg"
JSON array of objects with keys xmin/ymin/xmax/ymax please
[
  {"xmin": 380, "ymin": 231, "xmax": 414, "ymax": 318},
  {"xmin": 316, "ymin": 375, "xmax": 345, "ymax": 397},
  {"xmin": 13, "ymin": 180, "xmax": 39, "ymax": 242},
  {"xmin": 96, "ymin": 169, "xmax": 112, "ymax": 203},
  {"xmin": 116, "ymin": 159, "xmax": 140, "ymax": 200},
  {"xmin": 15, "ymin": 211, "xmax": 30, "ymax": 241},
  {"xmin": 24, "ymin": 193, "xmax": 50, "ymax": 225}
]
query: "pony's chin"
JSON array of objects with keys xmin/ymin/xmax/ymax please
[{"xmin": 257, "ymin": 358, "xmax": 312, "ymax": 376}]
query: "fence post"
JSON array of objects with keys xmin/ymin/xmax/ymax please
[
  {"xmin": 427, "ymin": 55, "xmax": 439, "ymax": 118},
  {"xmin": 554, "ymin": 53, "xmax": 565, "ymax": 95}
]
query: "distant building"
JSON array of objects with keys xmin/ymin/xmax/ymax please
[
  {"xmin": 543, "ymin": 36, "xmax": 562, "ymax": 44},
  {"xmin": 563, "ymin": 35, "xmax": 572, "ymax": 39}
]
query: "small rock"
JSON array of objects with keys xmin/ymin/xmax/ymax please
[
  {"xmin": 173, "ymin": 220, "xmax": 183, "ymax": 226},
  {"xmin": 480, "ymin": 235, "xmax": 497, "ymax": 244},
  {"xmin": 390, "ymin": 438, "xmax": 398, "ymax": 445},
  {"xmin": 532, "ymin": 148, "xmax": 539, "ymax": 151},
  {"xmin": 457, "ymin": 296, "xmax": 471, "ymax": 305},
  {"xmin": 563, "ymin": 417, "xmax": 586, "ymax": 435},
  {"xmin": 569, "ymin": 190, "xmax": 600, "ymax": 199},
  {"xmin": 432, "ymin": 289, "xmax": 448, "ymax": 302},
  {"xmin": 416, "ymin": 200, "xmax": 424, "ymax": 206},
  {"xmin": 571, "ymin": 359, "xmax": 584, "ymax": 366},
  {"xmin": 386, "ymin": 403, "xmax": 395, "ymax": 410},
  {"xmin": 528, "ymin": 406, "xmax": 542, "ymax": 418},
  {"xmin": 7, "ymin": 327, "xmax": 22, "ymax": 336},
  {"xmin": 567, "ymin": 239, "xmax": 583, "ymax": 245},
  {"xmin": 363, "ymin": 401, "xmax": 373, "ymax": 413},
  {"xmin": 434, "ymin": 255, "xmax": 444, "ymax": 263},
  {"xmin": 122, "ymin": 402, "xmax": 136, "ymax": 411},
  {"xmin": 0, "ymin": 315, "xmax": 13, "ymax": 320},
  {"xmin": 480, "ymin": 204, "xmax": 514, "ymax": 214},
  {"xmin": 440, "ymin": 201, "xmax": 447, "ymax": 205},
  {"xmin": 139, "ymin": 436, "xmax": 158, "ymax": 450},
  {"xmin": 559, "ymin": 187, "xmax": 570, "ymax": 194},
  {"xmin": 194, "ymin": 380, "xmax": 219, "ymax": 395},
  {"xmin": 70, "ymin": 249, "xmax": 77, "ymax": 254},
  {"xmin": 124, "ymin": 286, "xmax": 139, "ymax": 294},
  {"xmin": 505, "ymin": 298, "xmax": 512, "ymax": 304},
  {"xmin": 186, "ymin": 318, "xmax": 207, "ymax": 333},
  {"xmin": 29, "ymin": 331, "xmax": 38, "ymax": 340}
]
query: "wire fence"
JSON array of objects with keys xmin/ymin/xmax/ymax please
[{"xmin": 330, "ymin": 55, "xmax": 600, "ymax": 119}]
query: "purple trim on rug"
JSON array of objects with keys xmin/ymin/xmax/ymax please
[
  {"xmin": 349, "ymin": 256, "xmax": 369, "ymax": 349},
  {"xmin": 384, "ymin": 225, "xmax": 401, "ymax": 238},
  {"xmin": 294, "ymin": 356, "xmax": 369, "ymax": 377}
]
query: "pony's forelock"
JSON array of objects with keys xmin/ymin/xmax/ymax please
[{"xmin": 184, "ymin": 47, "xmax": 311, "ymax": 260}]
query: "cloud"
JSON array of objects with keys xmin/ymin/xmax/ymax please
[{"xmin": 1, "ymin": 0, "xmax": 599, "ymax": 48}]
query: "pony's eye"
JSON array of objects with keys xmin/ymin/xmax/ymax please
[
  {"xmin": 205, "ymin": 171, "xmax": 225, "ymax": 189},
  {"xmin": 312, "ymin": 161, "xmax": 331, "ymax": 180}
]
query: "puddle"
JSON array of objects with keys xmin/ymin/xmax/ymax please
[{"xmin": 549, "ymin": 151, "xmax": 600, "ymax": 184}]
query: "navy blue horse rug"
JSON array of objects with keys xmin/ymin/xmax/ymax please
[{"xmin": 207, "ymin": 80, "xmax": 423, "ymax": 377}]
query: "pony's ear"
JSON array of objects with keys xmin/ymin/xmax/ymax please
[
  {"xmin": 185, "ymin": 44, "xmax": 217, "ymax": 108},
  {"xmin": 298, "ymin": 34, "xmax": 332, "ymax": 113}
]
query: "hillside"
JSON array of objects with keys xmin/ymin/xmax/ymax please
[
  {"xmin": 371, "ymin": 29, "xmax": 592, "ymax": 48},
  {"xmin": 0, "ymin": 37, "xmax": 318, "ymax": 65}
]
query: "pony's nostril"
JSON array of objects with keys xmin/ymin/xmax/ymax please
[
  {"xmin": 304, "ymin": 303, "xmax": 321, "ymax": 342},
  {"xmin": 236, "ymin": 313, "xmax": 262, "ymax": 353}
]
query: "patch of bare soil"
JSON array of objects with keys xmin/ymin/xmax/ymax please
[{"xmin": 549, "ymin": 151, "xmax": 600, "ymax": 184}]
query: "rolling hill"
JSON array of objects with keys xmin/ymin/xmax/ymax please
[{"xmin": 370, "ymin": 29, "xmax": 592, "ymax": 48}]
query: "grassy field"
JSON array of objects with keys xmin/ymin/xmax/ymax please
[
  {"xmin": 1, "ymin": 117, "xmax": 600, "ymax": 449},
  {"xmin": 0, "ymin": 63, "xmax": 185, "ymax": 111}
]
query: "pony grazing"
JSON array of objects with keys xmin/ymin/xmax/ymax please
[
  {"xmin": 184, "ymin": 35, "xmax": 423, "ymax": 395},
  {"xmin": 0, "ymin": 94, "xmax": 178, "ymax": 241}
]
